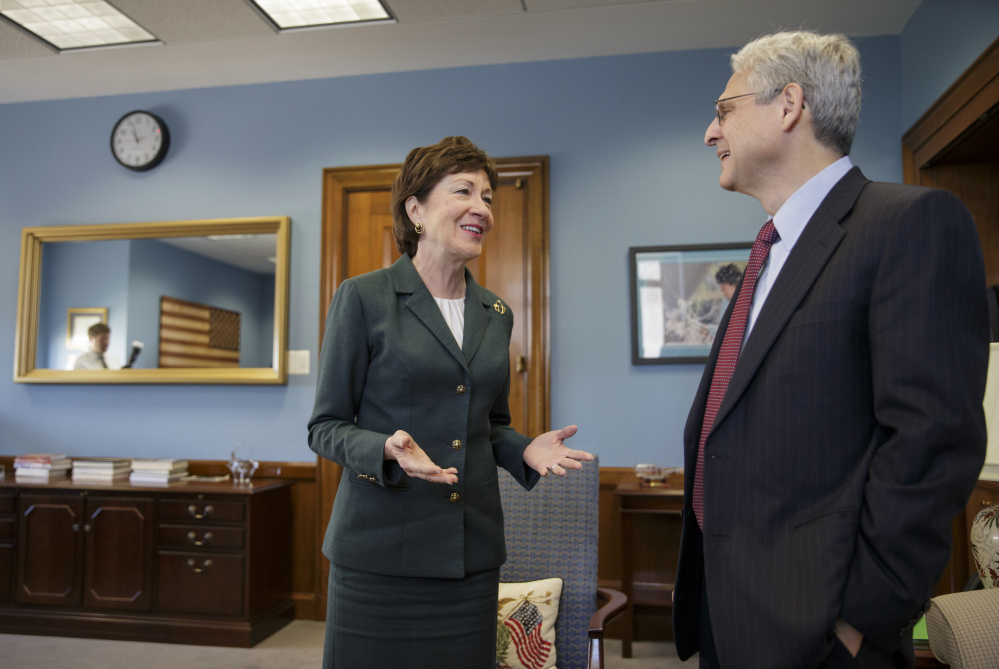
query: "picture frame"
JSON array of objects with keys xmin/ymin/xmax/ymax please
[
  {"xmin": 66, "ymin": 307, "xmax": 108, "ymax": 351},
  {"xmin": 630, "ymin": 243, "xmax": 752, "ymax": 364}
]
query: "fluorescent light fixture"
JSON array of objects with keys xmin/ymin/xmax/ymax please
[
  {"xmin": 250, "ymin": 0, "xmax": 390, "ymax": 30},
  {"xmin": 0, "ymin": 0, "xmax": 156, "ymax": 50}
]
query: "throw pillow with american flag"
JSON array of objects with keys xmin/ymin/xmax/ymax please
[{"xmin": 496, "ymin": 578, "xmax": 562, "ymax": 669}]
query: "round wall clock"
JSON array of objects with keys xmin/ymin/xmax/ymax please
[{"xmin": 110, "ymin": 110, "xmax": 170, "ymax": 171}]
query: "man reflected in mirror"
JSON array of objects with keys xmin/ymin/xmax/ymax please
[{"xmin": 73, "ymin": 323, "xmax": 122, "ymax": 370}]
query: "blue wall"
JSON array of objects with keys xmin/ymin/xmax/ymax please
[
  {"xmin": 900, "ymin": 0, "xmax": 999, "ymax": 129},
  {"xmin": 35, "ymin": 239, "xmax": 273, "ymax": 371},
  {"xmin": 39, "ymin": 240, "xmax": 131, "ymax": 370},
  {"xmin": 127, "ymin": 239, "xmax": 274, "ymax": 369},
  {"xmin": 2, "ymin": 0, "xmax": 996, "ymax": 464}
]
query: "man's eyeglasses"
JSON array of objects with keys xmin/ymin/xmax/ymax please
[{"xmin": 714, "ymin": 89, "xmax": 783, "ymax": 124}]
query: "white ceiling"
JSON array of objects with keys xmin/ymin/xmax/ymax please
[
  {"xmin": 160, "ymin": 234, "xmax": 277, "ymax": 275},
  {"xmin": 0, "ymin": 0, "xmax": 923, "ymax": 105}
]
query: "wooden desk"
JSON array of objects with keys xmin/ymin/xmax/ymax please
[{"xmin": 614, "ymin": 478, "xmax": 683, "ymax": 658}]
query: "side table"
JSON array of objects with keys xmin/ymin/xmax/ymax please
[{"xmin": 614, "ymin": 478, "xmax": 683, "ymax": 658}]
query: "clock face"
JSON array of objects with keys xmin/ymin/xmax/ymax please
[{"xmin": 111, "ymin": 111, "xmax": 170, "ymax": 171}]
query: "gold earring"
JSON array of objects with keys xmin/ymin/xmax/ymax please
[{"xmin": 414, "ymin": 221, "xmax": 424, "ymax": 235}]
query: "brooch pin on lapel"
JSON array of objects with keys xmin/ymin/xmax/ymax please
[{"xmin": 493, "ymin": 300, "xmax": 507, "ymax": 315}]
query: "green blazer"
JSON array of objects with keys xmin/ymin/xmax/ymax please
[{"xmin": 308, "ymin": 254, "xmax": 540, "ymax": 578}]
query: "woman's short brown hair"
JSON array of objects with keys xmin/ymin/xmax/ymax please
[{"xmin": 391, "ymin": 136, "xmax": 499, "ymax": 257}]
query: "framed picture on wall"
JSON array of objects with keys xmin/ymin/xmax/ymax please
[
  {"xmin": 67, "ymin": 307, "xmax": 108, "ymax": 350},
  {"xmin": 630, "ymin": 243, "xmax": 752, "ymax": 364}
]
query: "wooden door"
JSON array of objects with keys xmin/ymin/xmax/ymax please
[
  {"xmin": 17, "ymin": 494, "xmax": 85, "ymax": 606},
  {"xmin": 84, "ymin": 496, "xmax": 154, "ymax": 610},
  {"xmin": 313, "ymin": 157, "xmax": 550, "ymax": 617}
]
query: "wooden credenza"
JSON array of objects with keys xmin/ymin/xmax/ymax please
[{"xmin": 0, "ymin": 476, "xmax": 293, "ymax": 647}]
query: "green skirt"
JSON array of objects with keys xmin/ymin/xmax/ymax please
[{"xmin": 323, "ymin": 562, "xmax": 500, "ymax": 669}]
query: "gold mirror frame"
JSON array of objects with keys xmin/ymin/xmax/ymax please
[{"xmin": 14, "ymin": 216, "xmax": 290, "ymax": 384}]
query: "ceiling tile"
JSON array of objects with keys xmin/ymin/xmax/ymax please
[
  {"xmin": 386, "ymin": 0, "xmax": 523, "ymax": 23},
  {"xmin": 113, "ymin": 0, "xmax": 275, "ymax": 44},
  {"xmin": 524, "ymin": 0, "xmax": 672, "ymax": 11},
  {"xmin": 0, "ymin": 18, "xmax": 56, "ymax": 58}
]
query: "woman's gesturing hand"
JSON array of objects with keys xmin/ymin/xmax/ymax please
[
  {"xmin": 384, "ymin": 430, "xmax": 458, "ymax": 484},
  {"xmin": 523, "ymin": 425, "xmax": 593, "ymax": 477}
]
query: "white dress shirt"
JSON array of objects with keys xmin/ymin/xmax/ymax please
[
  {"xmin": 73, "ymin": 350, "xmax": 122, "ymax": 370},
  {"xmin": 744, "ymin": 156, "xmax": 854, "ymax": 341},
  {"xmin": 434, "ymin": 296, "xmax": 466, "ymax": 350}
]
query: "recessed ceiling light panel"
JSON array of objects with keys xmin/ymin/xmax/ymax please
[
  {"xmin": 250, "ymin": 0, "xmax": 390, "ymax": 30},
  {"xmin": 0, "ymin": 0, "xmax": 156, "ymax": 50}
]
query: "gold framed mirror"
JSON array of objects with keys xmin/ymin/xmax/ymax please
[{"xmin": 15, "ymin": 216, "xmax": 290, "ymax": 384}]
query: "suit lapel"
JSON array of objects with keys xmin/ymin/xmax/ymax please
[
  {"xmin": 710, "ymin": 167, "xmax": 869, "ymax": 430},
  {"xmin": 390, "ymin": 255, "xmax": 468, "ymax": 371},
  {"xmin": 461, "ymin": 271, "xmax": 493, "ymax": 365}
]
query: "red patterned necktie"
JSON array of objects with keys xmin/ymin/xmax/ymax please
[{"xmin": 692, "ymin": 220, "xmax": 779, "ymax": 529}]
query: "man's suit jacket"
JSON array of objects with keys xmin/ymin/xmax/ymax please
[
  {"xmin": 673, "ymin": 168, "xmax": 988, "ymax": 668},
  {"xmin": 308, "ymin": 254, "xmax": 539, "ymax": 579}
]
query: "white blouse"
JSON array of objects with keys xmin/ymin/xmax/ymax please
[{"xmin": 433, "ymin": 296, "xmax": 466, "ymax": 350}]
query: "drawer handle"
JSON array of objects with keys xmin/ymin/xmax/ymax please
[
  {"xmin": 187, "ymin": 531, "xmax": 213, "ymax": 546},
  {"xmin": 187, "ymin": 504, "xmax": 213, "ymax": 519},
  {"xmin": 186, "ymin": 558, "xmax": 213, "ymax": 573},
  {"xmin": 985, "ymin": 500, "xmax": 992, "ymax": 507}
]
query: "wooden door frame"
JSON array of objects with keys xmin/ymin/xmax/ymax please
[
  {"xmin": 901, "ymin": 36, "xmax": 999, "ymax": 184},
  {"xmin": 314, "ymin": 157, "xmax": 551, "ymax": 615}
]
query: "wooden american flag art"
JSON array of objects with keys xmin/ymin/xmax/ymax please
[{"xmin": 159, "ymin": 296, "xmax": 241, "ymax": 368}]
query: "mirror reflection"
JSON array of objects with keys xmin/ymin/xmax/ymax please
[
  {"xmin": 40, "ymin": 235, "xmax": 276, "ymax": 371},
  {"xmin": 15, "ymin": 217, "xmax": 289, "ymax": 384}
]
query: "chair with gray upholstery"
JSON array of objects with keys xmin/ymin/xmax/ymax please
[
  {"xmin": 499, "ymin": 455, "xmax": 626, "ymax": 669},
  {"xmin": 925, "ymin": 583, "xmax": 999, "ymax": 668}
]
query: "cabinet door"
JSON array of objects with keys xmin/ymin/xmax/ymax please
[
  {"xmin": 0, "ymin": 493, "xmax": 15, "ymax": 604},
  {"xmin": 84, "ymin": 496, "xmax": 154, "ymax": 610},
  {"xmin": 0, "ymin": 541, "xmax": 12, "ymax": 604},
  {"xmin": 157, "ymin": 552, "xmax": 245, "ymax": 616},
  {"xmin": 17, "ymin": 494, "xmax": 85, "ymax": 605}
]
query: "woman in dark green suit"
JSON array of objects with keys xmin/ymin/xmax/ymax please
[{"xmin": 308, "ymin": 136, "xmax": 592, "ymax": 668}]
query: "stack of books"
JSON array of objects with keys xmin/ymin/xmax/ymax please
[
  {"xmin": 14, "ymin": 453, "xmax": 72, "ymax": 482},
  {"xmin": 71, "ymin": 458, "xmax": 131, "ymax": 483},
  {"xmin": 129, "ymin": 459, "xmax": 188, "ymax": 484}
]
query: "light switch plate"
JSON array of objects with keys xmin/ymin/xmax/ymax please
[{"xmin": 287, "ymin": 350, "xmax": 310, "ymax": 375}]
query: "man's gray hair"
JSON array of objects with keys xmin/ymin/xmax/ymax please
[{"xmin": 732, "ymin": 30, "xmax": 862, "ymax": 155}]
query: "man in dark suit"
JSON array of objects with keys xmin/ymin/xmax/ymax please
[{"xmin": 672, "ymin": 31, "xmax": 988, "ymax": 669}]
